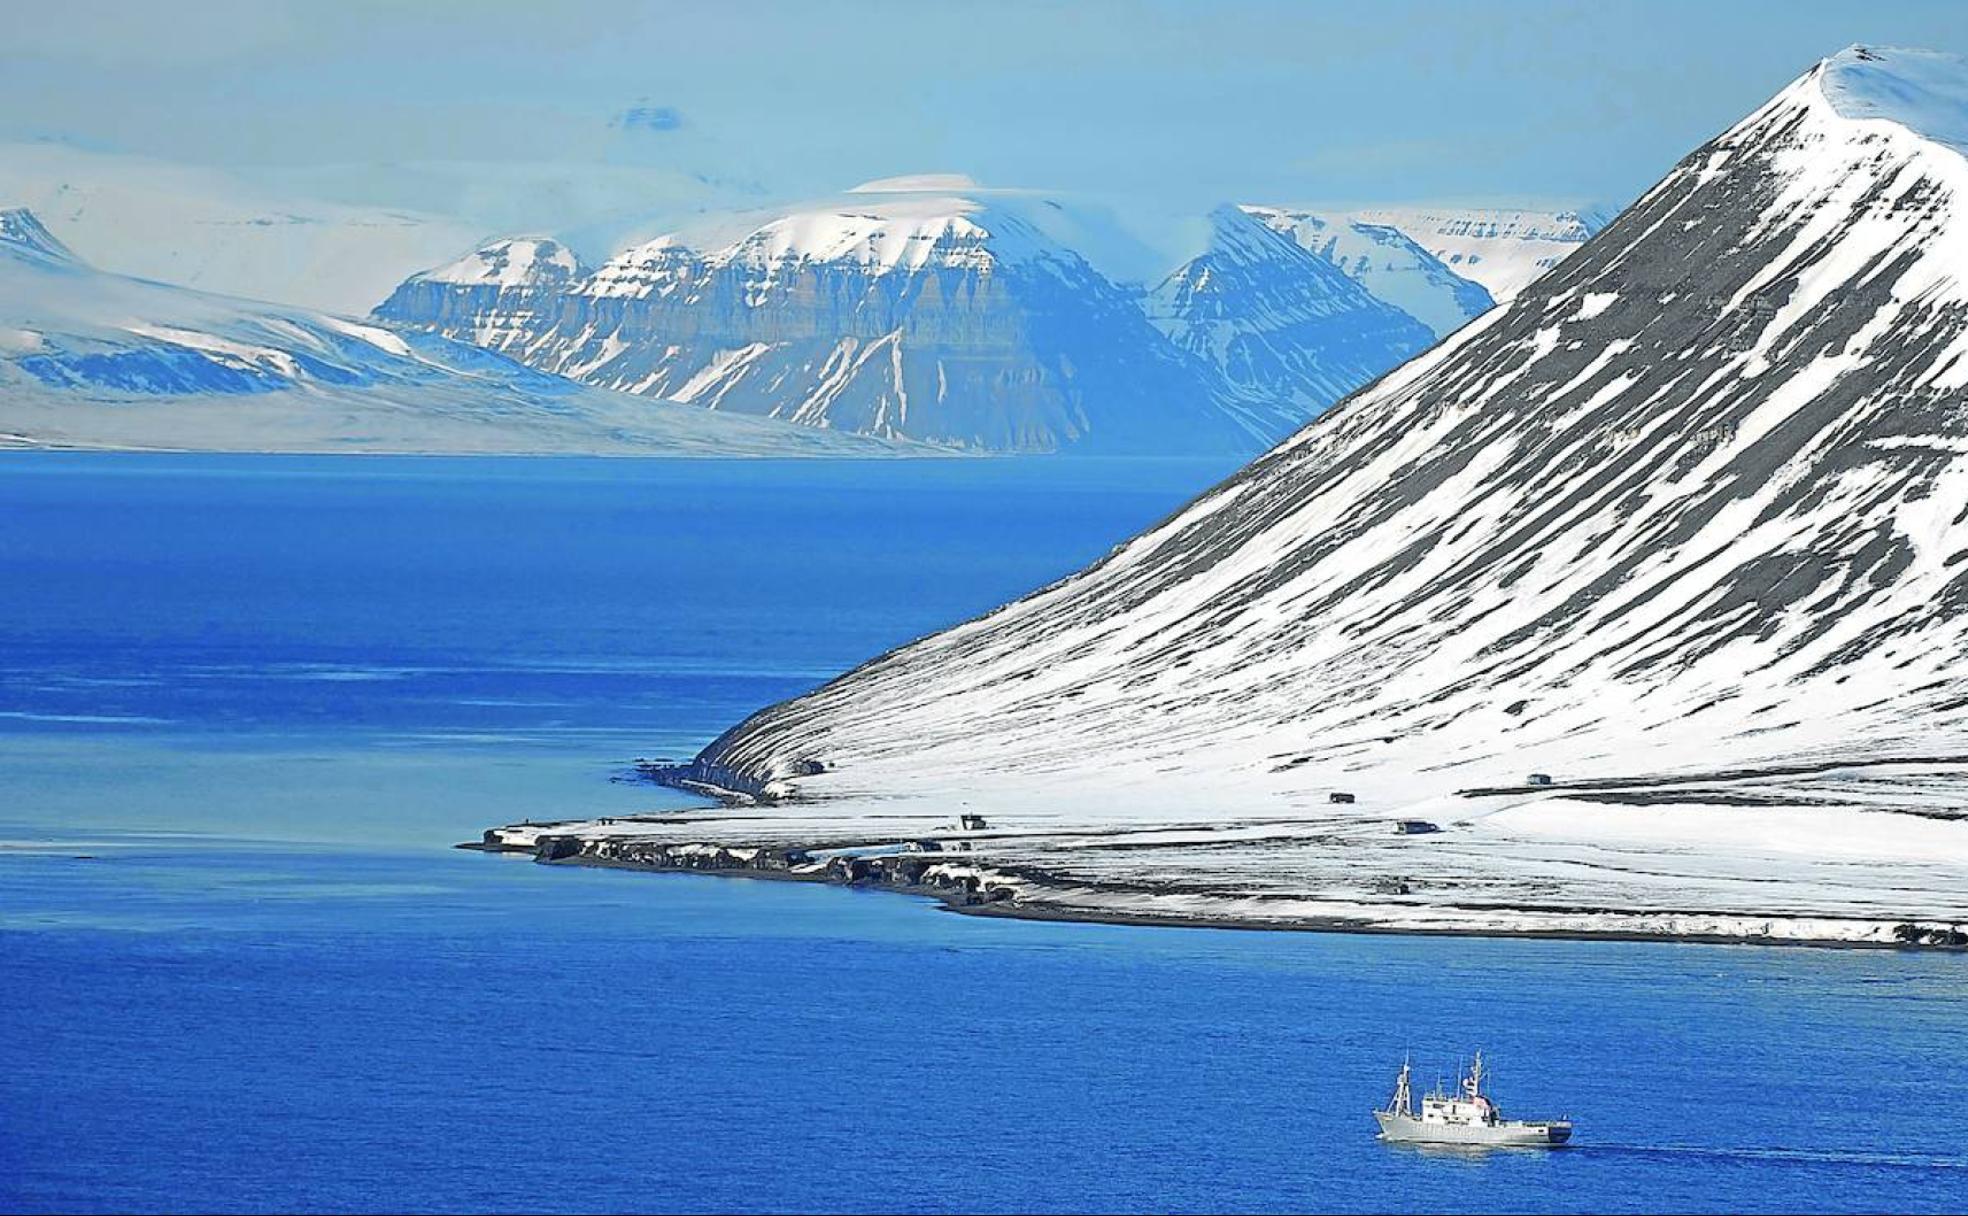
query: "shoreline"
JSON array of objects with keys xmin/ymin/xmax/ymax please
[{"xmin": 459, "ymin": 836, "xmax": 1968, "ymax": 953}]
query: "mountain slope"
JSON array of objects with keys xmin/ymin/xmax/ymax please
[
  {"xmin": 1144, "ymin": 205, "xmax": 1437, "ymax": 434},
  {"xmin": 377, "ymin": 184, "xmax": 1265, "ymax": 455},
  {"xmin": 0, "ymin": 207, "xmax": 912, "ymax": 456},
  {"xmin": 601, "ymin": 46, "xmax": 1968, "ymax": 942},
  {"xmin": 1240, "ymin": 206, "xmax": 1494, "ymax": 339}
]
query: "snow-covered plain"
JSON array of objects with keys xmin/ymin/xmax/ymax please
[{"xmin": 501, "ymin": 47, "xmax": 1968, "ymax": 945}]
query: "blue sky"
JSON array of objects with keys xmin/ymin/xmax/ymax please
[{"xmin": 7, "ymin": 0, "xmax": 1968, "ymax": 242}]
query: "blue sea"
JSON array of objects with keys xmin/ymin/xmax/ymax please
[{"xmin": 2, "ymin": 453, "xmax": 1964, "ymax": 1215}]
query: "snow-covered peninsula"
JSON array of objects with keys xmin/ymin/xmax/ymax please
[{"xmin": 484, "ymin": 48, "xmax": 1968, "ymax": 947}]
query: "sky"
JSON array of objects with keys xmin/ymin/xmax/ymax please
[{"xmin": 6, "ymin": 0, "xmax": 1968, "ymax": 254}]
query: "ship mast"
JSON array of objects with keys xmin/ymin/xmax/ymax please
[{"xmin": 1387, "ymin": 1057, "xmax": 1413, "ymax": 1116}]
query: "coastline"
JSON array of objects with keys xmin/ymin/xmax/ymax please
[{"xmin": 461, "ymin": 829, "xmax": 1968, "ymax": 952}]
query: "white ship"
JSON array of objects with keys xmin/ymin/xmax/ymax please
[{"xmin": 1373, "ymin": 1052, "xmax": 1572, "ymax": 1147}]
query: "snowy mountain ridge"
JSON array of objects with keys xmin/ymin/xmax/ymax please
[
  {"xmin": 418, "ymin": 237, "xmax": 584, "ymax": 288},
  {"xmin": 1820, "ymin": 44, "xmax": 1968, "ymax": 151},
  {"xmin": 0, "ymin": 206, "xmax": 79, "ymax": 269},
  {"xmin": 376, "ymin": 179, "xmax": 1522, "ymax": 453},
  {"xmin": 379, "ymin": 186, "xmax": 1280, "ymax": 454}
]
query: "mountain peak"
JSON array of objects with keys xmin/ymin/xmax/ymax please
[
  {"xmin": 1240, "ymin": 205, "xmax": 1494, "ymax": 338},
  {"xmin": 1146, "ymin": 200, "xmax": 1435, "ymax": 435},
  {"xmin": 416, "ymin": 236, "xmax": 582, "ymax": 288},
  {"xmin": 1200, "ymin": 201, "xmax": 1306, "ymax": 262},
  {"xmin": 714, "ymin": 200, "xmax": 1043, "ymax": 273},
  {"xmin": 607, "ymin": 194, "xmax": 1073, "ymax": 281},
  {"xmin": 1815, "ymin": 45, "xmax": 1968, "ymax": 153},
  {"xmin": 0, "ymin": 207, "xmax": 81, "ymax": 268}
]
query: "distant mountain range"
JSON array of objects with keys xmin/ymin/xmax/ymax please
[
  {"xmin": 2, "ymin": 140, "xmax": 1609, "ymax": 456},
  {"xmin": 377, "ymin": 184, "xmax": 1262, "ymax": 455},
  {"xmin": 376, "ymin": 181, "xmax": 1604, "ymax": 453},
  {"xmin": 0, "ymin": 206, "xmax": 910, "ymax": 456}
]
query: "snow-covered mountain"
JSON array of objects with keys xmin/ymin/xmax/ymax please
[
  {"xmin": 1241, "ymin": 206, "xmax": 1495, "ymax": 338},
  {"xmin": 1354, "ymin": 203, "xmax": 1607, "ymax": 302},
  {"xmin": 1144, "ymin": 205, "xmax": 1436, "ymax": 435},
  {"xmin": 0, "ymin": 206, "xmax": 909, "ymax": 456},
  {"xmin": 0, "ymin": 141, "xmax": 484, "ymax": 314},
  {"xmin": 378, "ymin": 183, "xmax": 1265, "ymax": 454},
  {"xmin": 607, "ymin": 46, "xmax": 1968, "ymax": 943}
]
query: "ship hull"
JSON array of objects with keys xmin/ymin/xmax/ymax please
[{"xmin": 1374, "ymin": 1111, "xmax": 1571, "ymax": 1147}]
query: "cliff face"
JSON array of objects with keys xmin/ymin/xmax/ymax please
[
  {"xmin": 378, "ymin": 180, "xmax": 1543, "ymax": 454},
  {"xmin": 371, "ymin": 236, "xmax": 585, "ymax": 353}
]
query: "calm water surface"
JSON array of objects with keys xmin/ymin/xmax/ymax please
[{"xmin": 2, "ymin": 453, "xmax": 1963, "ymax": 1214}]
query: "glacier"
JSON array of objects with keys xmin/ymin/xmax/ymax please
[{"xmin": 492, "ymin": 46, "xmax": 1968, "ymax": 946}]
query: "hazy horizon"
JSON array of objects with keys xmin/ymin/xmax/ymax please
[{"xmin": 7, "ymin": 0, "xmax": 1968, "ymax": 257}]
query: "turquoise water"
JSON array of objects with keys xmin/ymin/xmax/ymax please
[{"xmin": 2, "ymin": 453, "xmax": 1965, "ymax": 1214}]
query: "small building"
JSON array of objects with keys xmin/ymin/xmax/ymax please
[
  {"xmin": 1329, "ymin": 792, "xmax": 1357, "ymax": 805},
  {"xmin": 1394, "ymin": 820, "xmax": 1440, "ymax": 836},
  {"xmin": 958, "ymin": 813, "xmax": 989, "ymax": 831},
  {"xmin": 1526, "ymin": 773, "xmax": 1554, "ymax": 787}
]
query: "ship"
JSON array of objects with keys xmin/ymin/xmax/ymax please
[{"xmin": 1373, "ymin": 1052, "xmax": 1572, "ymax": 1147}]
